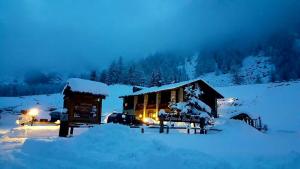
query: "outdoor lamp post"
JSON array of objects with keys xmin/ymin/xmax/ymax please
[{"xmin": 28, "ymin": 108, "xmax": 39, "ymax": 126}]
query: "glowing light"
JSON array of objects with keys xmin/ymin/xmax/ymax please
[
  {"xmin": 139, "ymin": 114, "xmax": 143, "ymax": 118},
  {"xmin": 152, "ymin": 114, "xmax": 156, "ymax": 118},
  {"xmin": 54, "ymin": 120, "xmax": 61, "ymax": 125},
  {"xmin": 28, "ymin": 108, "xmax": 39, "ymax": 117},
  {"xmin": 16, "ymin": 120, "xmax": 20, "ymax": 125}
]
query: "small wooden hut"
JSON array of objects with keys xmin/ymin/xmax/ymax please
[{"xmin": 62, "ymin": 78, "xmax": 109, "ymax": 124}]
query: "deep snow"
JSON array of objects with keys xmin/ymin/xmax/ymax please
[{"xmin": 1, "ymin": 123, "xmax": 299, "ymax": 169}]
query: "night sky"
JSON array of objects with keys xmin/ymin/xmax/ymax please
[{"xmin": 0, "ymin": 0, "xmax": 299, "ymax": 77}]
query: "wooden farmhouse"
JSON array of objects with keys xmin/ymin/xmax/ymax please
[
  {"xmin": 120, "ymin": 78, "xmax": 224, "ymax": 121},
  {"xmin": 63, "ymin": 78, "xmax": 109, "ymax": 124}
]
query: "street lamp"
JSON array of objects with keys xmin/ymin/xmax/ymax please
[{"xmin": 28, "ymin": 108, "xmax": 39, "ymax": 126}]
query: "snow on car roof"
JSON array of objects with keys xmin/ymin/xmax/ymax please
[
  {"xmin": 64, "ymin": 78, "xmax": 109, "ymax": 96},
  {"xmin": 121, "ymin": 78, "xmax": 221, "ymax": 97}
]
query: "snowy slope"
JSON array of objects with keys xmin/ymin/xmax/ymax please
[
  {"xmin": 218, "ymin": 81, "xmax": 300, "ymax": 131},
  {"xmin": 0, "ymin": 93, "xmax": 63, "ymax": 120},
  {"xmin": 238, "ymin": 56, "xmax": 274, "ymax": 84},
  {"xmin": 184, "ymin": 55, "xmax": 274, "ymax": 87}
]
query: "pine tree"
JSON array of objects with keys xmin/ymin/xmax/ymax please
[
  {"xmin": 232, "ymin": 72, "xmax": 243, "ymax": 85},
  {"xmin": 117, "ymin": 56, "xmax": 124, "ymax": 83},
  {"xmin": 126, "ymin": 66, "xmax": 137, "ymax": 85},
  {"xmin": 255, "ymin": 75, "xmax": 262, "ymax": 84},
  {"xmin": 107, "ymin": 60, "xmax": 119, "ymax": 85},
  {"xmin": 90, "ymin": 70, "xmax": 97, "ymax": 81},
  {"xmin": 183, "ymin": 85, "xmax": 211, "ymax": 116},
  {"xmin": 149, "ymin": 70, "xmax": 163, "ymax": 87},
  {"xmin": 99, "ymin": 70, "xmax": 107, "ymax": 83}
]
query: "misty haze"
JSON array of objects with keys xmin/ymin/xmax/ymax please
[{"xmin": 1, "ymin": 1, "xmax": 300, "ymax": 169}]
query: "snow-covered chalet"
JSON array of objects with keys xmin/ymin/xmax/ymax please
[{"xmin": 120, "ymin": 78, "xmax": 224, "ymax": 121}]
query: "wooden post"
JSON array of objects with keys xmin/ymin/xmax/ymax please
[
  {"xmin": 166, "ymin": 126, "xmax": 169, "ymax": 134},
  {"xmin": 133, "ymin": 96, "xmax": 138, "ymax": 117},
  {"xmin": 179, "ymin": 88, "xmax": 184, "ymax": 102},
  {"xmin": 70, "ymin": 127, "xmax": 74, "ymax": 135},
  {"xmin": 171, "ymin": 90, "xmax": 176, "ymax": 102},
  {"xmin": 155, "ymin": 92, "xmax": 161, "ymax": 119},
  {"xmin": 258, "ymin": 117, "xmax": 262, "ymax": 130},
  {"xmin": 159, "ymin": 119, "xmax": 164, "ymax": 133},
  {"xmin": 212, "ymin": 98, "xmax": 218, "ymax": 118},
  {"xmin": 59, "ymin": 113, "xmax": 69, "ymax": 137},
  {"xmin": 98, "ymin": 98, "xmax": 102, "ymax": 124}
]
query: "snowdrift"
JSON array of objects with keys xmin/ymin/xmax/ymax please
[{"xmin": 1, "ymin": 123, "xmax": 299, "ymax": 169}]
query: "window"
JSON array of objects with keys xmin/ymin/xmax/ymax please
[
  {"xmin": 148, "ymin": 93, "xmax": 156, "ymax": 105},
  {"xmin": 160, "ymin": 91, "xmax": 171, "ymax": 104},
  {"xmin": 137, "ymin": 95, "xmax": 144, "ymax": 104},
  {"xmin": 124, "ymin": 97, "xmax": 134, "ymax": 110}
]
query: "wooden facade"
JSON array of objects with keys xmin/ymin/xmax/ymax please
[
  {"xmin": 63, "ymin": 86, "xmax": 106, "ymax": 124},
  {"xmin": 121, "ymin": 79, "xmax": 224, "ymax": 121}
]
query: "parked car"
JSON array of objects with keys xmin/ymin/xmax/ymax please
[
  {"xmin": 49, "ymin": 111, "xmax": 61, "ymax": 122},
  {"xmin": 106, "ymin": 113, "xmax": 124, "ymax": 124},
  {"xmin": 105, "ymin": 113, "xmax": 142, "ymax": 125}
]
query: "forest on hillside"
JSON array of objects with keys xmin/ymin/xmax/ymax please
[
  {"xmin": 0, "ymin": 30, "xmax": 300, "ymax": 96},
  {"xmin": 98, "ymin": 30, "xmax": 300, "ymax": 86}
]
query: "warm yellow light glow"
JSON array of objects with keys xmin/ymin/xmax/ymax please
[
  {"xmin": 54, "ymin": 120, "xmax": 61, "ymax": 125},
  {"xmin": 16, "ymin": 120, "xmax": 20, "ymax": 125},
  {"xmin": 152, "ymin": 114, "xmax": 156, "ymax": 118},
  {"xmin": 28, "ymin": 108, "xmax": 39, "ymax": 117},
  {"xmin": 139, "ymin": 114, "xmax": 143, "ymax": 118}
]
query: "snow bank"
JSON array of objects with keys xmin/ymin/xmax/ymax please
[{"xmin": 1, "ymin": 123, "xmax": 299, "ymax": 169}]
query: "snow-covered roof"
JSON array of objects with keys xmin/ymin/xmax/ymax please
[
  {"xmin": 121, "ymin": 78, "xmax": 222, "ymax": 97},
  {"xmin": 64, "ymin": 78, "xmax": 109, "ymax": 96}
]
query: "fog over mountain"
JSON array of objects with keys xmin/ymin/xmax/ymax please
[{"xmin": 0, "ymin": 0, "xmax": 300, "ymax": 78}]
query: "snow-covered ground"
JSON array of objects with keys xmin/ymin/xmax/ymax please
[
  {"xmin": 217, "ymin": 81, "xmax": 300, "ymax": 131},
  {"xmin": 0, "ymin": 81, "xmax": 300, "ymax": 169}
]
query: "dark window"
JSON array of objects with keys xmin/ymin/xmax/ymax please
[
  {"xmin": 124, "ymin": 97, "xmax": 134, "ymax": 110},
  {"xmin": 148, "ymin": 93, "xmax": 156, "ymax": 105},
  {"xmin": 137, "ymin": 95, "xmax": 144, "ymax": 104},
  {"xmin": 160, "ymin": 91, "xmax": 171, "ymax": 104}
]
